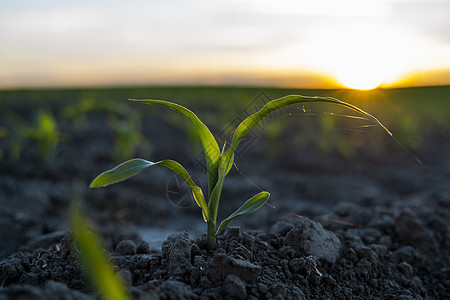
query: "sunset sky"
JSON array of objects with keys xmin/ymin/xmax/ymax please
[{"xmin": 1, "ymin": 0, "xmax": 450, "ymax": 90}]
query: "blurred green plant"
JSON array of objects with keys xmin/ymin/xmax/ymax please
[
  {"xmin": 5, "ymin": 110, "xmax": 63, "ymax": 164},
  {"xmin": 107, "ymin": 114, "xmax": 150, "ymax": 161},
  {"xmin": 264, "ymin": 121, "xmax": 284, "ymax": 157},
  {"xmin": 0, "ymin": 127, "xmax": 8, "ymax": 138},
  {"xmin": 90, "ymin": 95, "xmax": 391, "ymax": 249},
  {"xmin": 62, "ymin": 97, "xmax": 149, "ymax": 160},
  {"xmin": 318, "ymin": 115, "xmax": 356, "ymax": 159},
  {"xmin": 61, "ymin": 97, "xmax": 129, "ymax": 129},
  {"xmin": 389, "ymin": 110, "xmax": 422, "ymax": 149},
  {"xmin": 29, "ymin": 111, "xmax": 62, "ymax": 163},
  {"xmin": 70, "ymin": 200, "xmax": 130, "ymax": 300},
  {"xmin": 0, "ymin": 126, "xmax": 8, "ymax": 159}
]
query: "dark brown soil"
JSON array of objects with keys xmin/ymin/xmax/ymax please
[{"xmin": 0, "ymin": 98, "xmax": 449, "ymax": 299}]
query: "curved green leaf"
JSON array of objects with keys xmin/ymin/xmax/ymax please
[
  {"xmin": 90, "ymin": 158, "xmax": 153, "ymax": 188},
  {"xmin": 215, "ymin": 191, "xmax": 270, "ymax": 237},
  {"xmin": 129, "ymin": 99, "xmax": 220, "ymax": 195},
  {"xmin": 90, "ymin": 158, "xmax": 209, "ymax": 221},
  {"xmin": 70, "ymin": 201, "xmax": 130, "ymax": 300},
  {"xmin": 225, "ymin": 95, "xmax": 392, "ymax": 157}
]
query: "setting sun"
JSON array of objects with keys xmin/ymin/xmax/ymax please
[
  {"xmin": 291, "ymin": 20, "xmax": 435, "ymax": 90},
  {"xmin": 327, "ymin": 24, "xmax": 396, "ymax": 90},
  {"xmin": 335, "ymin": 68, "xmax": 384, "ymax": 90}
]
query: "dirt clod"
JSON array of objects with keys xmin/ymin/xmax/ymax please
[
  {"xmin": 283, "ymin": 218, "xmax": 341, "ymax": 263},
  {"xmin": 115, "ymin": 240, "xmax": 136, "ymax": 256},
  {"xmin": 206, "ymin": 253, "xmax": 261, "ymax": 283}
]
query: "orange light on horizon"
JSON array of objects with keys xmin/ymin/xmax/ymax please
[
  {"xmin": 286, "ymin": 20, "xmax": 443, "ymax": 91},
  {"xmin": 335, "ymin": 73, "xmax": 383, "ymax": 90}
]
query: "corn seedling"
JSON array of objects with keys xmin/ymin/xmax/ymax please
[
  {"xmin": 107, "ymin": 114, "xmax": 150, "ymax": 161},
  {"xmin": 90, "ymin": 95, "xmax": 391, "ymax": 249},
  {"xmin": 0, "ymin": 126, "xmax": 8, "ymax": 160},
  {"xmin": 62, "ymin": 98, "xmax": 149, "ymax": 160},
  {"xmin": 5, "ymin": 110, "xmax": 63, "ymax": 163},
  {"xmin": 61, "ymin": 97, "xmax": 130, "ymax": 129}
]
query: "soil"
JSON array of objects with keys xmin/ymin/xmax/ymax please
[{"xmin": 0, "ymin": 99, "xmax": 449, "ymax": 299}]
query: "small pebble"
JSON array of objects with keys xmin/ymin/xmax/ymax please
[
  {"xmin": 394, "ymin": 246, "xmax": 417, "ymax": 265},
  {"xmin": 116, "ymin": 240, "xmax": 136, "ymax": 255},
  {"xmin": 224, "ymin": 226, "xmax": 241, "ymax": 238},
  {"xmin": 136, "ymin": 240, "xmax": 150, "ymax": 254},
  {"xmin": 397, "ymin": 262, "xmax": 414, "ymax": 277},
  {"xmin": 355, "ymin": 245, "xmax": 378, "ymax": 265},
  {"xmin": 270, "ymin": 221, "xmax": 294, "ymax": 236}
]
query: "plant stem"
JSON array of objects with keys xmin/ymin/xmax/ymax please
[{"xmin": 207, "ymin": 221, "xmax": 216, "ymax": 249}]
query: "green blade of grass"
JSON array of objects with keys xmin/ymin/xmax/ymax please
[
  {"xmin": 90, "ymin": 158, "xmax": 209, "ymax": 221},
  {"xmin": 129, "ymin": 99, "xmax": 221, "ymax": 195},
  {"xmin": 70, "ymin": 201, "xmax": 130, "ymax": 300},
  {"xmin": 225, "ymin": 94, "xmax": 392, "ymax": 156},
  {"xmin": 90, "ymin": 158, "xmax": 154, "ymax": 188},
  {"xmin": 215, "ymin": 191, "xmax": 270, "ymax": 237}
]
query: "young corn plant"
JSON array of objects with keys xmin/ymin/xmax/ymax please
[
  {"xmin": 6, "ymin": 110, "xmax": 63, "ymax": 164},
  {"xmin": 90, "ymin": 95, "xmax": 391, "ymax": 249}
]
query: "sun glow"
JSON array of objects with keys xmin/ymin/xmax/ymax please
[
  {"xmin": 329, "ymin": 34, "xmax": 389, "ymax": 90},
  {"xmin": 336, "ymin": 69, "xmax": 384, "ymax": 90},
  {"xmin": 287, "ymin": 22, "xmax": 423, "ymax": 90}
]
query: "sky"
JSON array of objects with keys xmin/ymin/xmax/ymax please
[{"xmin": 1, "ymin": 0, "xmax": 450, "ymax": 90}]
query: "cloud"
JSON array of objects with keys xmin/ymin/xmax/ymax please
[{"xmin": 391, "ymin": 1, "xmax": 450, "ymax": 44}]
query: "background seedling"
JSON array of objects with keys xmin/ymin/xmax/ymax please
[
  {"xmin": 0, "ymin": 126, "xmax": 8, "ymax": 159},
  {"xmin": 90, "ymin": 95, "xmax": 391, "ymax": 249},
  {"xmin": 28, "ymin": 111, "xmax": 62, "ymax": 163},
  {"xmin": 62, "ymin": 97, "xmax": 149, "ymax": 160},
  {"xmin": 3, "ymin": 110, "xmax": 63, "ymax": 164}
]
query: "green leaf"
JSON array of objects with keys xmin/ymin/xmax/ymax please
[
  {"xmin": 215, "ymin": 191, "xmax": 270, "ymax": 236},
  {"xmin": 225, "ymin": 95, "xmax": 392, "ymax": 157},
  {"xmin": 70, "ymin": 201, "xmax": 130, "ymax": 300},
  {"xmin": 90, "ymin": 158, "xmax": 210, "ymax": 221},
  {"xmin": 129, "ymin": 99, "xmax": 221, "ymax": 195},
  {"xmin": 90, "ymin": 158, "xmax": 153, "ymax": 188}
]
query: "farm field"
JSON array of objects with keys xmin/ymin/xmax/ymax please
[{"xmin": 0, "ymin": 85, "xmax": 449, "ymax": 299}]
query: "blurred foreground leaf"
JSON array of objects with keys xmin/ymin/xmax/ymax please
[{"xmin": 70, "ymin": 201, "xmax": 130, "ymax": 300}]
